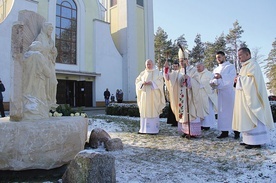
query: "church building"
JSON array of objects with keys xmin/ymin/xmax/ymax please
[{"xmin": 0, "ymin": 0, "xmax": 154, "ymax": 108}]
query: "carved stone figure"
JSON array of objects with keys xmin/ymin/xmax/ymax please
[
  {"xmin": 35, "ymin": 22, "xmax": 58, "ymax": 110},
  {"xmin": 22, "ymin": 41, "xmax": 51, "ymax": 120}
]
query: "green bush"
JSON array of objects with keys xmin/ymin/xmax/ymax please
[
  {"xmin": 51, "ymin": 104, "xmax": 85, "ymax": 117},
  {"xmin": 106, "ymin": 103, "xmax": 139, "ymax": 117},
  {"xmin": 106, "ymin": 103, "xmax": 169, "ymax": 118},
  {"xmin": 55, "ymin": 104, "xmax": 74, "ymax": 116}
]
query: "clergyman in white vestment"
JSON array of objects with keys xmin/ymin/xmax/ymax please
[
  {"xmin": 163, "ymin": 61, "xmax": 179, "ymax": 127},
  {"xmin": 232, "ymin": 47, "xmax": 274, "ymax": 149},
  {"xmin": 135, "ymin": 59, "xmax": 166, "ymax": 134},
  {"xmin": 166, "ymin": 48, "xmax": 203, "ymax": 138},
  {"xmin": 196, "ymin": 63, "xmax": 218, "ymax": 130},
  {"xmin": 210, "ymin": 51, "xmax": 239, "ymax": 139}
]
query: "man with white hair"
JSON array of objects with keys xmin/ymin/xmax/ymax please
[
  {"xmin": 135, "ymin": 59, "xmax": 166, "ymax": 134},
  {"xmin": 196, "ymin": 62, "xmax": 218, "ymax": 130}
]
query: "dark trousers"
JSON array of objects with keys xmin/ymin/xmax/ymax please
[
  {"xmin": 0, "ymin": 99, "xmax": 5, "ymax": 117},
  {"xmin": 167, "ymin": 102, "xmax": 177, "ymax": 126}
]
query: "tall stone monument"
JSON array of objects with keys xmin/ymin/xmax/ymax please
[
  {"xmin": 10, "ymin": 10, "xmax": 46, "ymax": 121},
  {"xmin": 0, "ymin": 10, "xmax": 88, "ymax": 171}
]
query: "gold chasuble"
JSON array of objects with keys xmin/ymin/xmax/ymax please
[
  {"xmin": 198, "ymin": 68, "xmax": 218, "ymax": 117},
  {"xmin": 180, "ymin": 66, "xmax": 203, "ymax": 123},
  {"xmin": 232, "ymin": 59, "xmax": 274, "ymax": 131},
  {"xmin": 164, "ymin": 70, "xmax": 182, "ymax": 121},
  {"xmin": 166, "ymin": 66, "xmax": 203, "ymax": 123},
  {"xmin": 135, "ymin": 68, "xmax": 166, "ymax": 118}
]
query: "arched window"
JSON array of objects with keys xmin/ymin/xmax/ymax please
[
  {"xmin": 136, "ymin": 0, "xmax": 143, "ymax": 7},
  {"xmin": 110, "ymin": 0, "xmax": 117, "ymax": 7},
  {"xmin": 56, "ymin": 0, "xmax": 77, "ymax": 64}
]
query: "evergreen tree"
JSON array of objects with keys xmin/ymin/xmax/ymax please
[
  {"xmin": 166, "ymin": 41, "xmax": 179, "ymax": 64},
  {"xmin": 154, "ymin": 27, "xmax": 172, "ymax": 70},
  {"xmin": 173, "ymin": 34, "xmax": 189, "ymax": 65},
  {"xmin": 213, "ymin": 34, "xmax": 227, "ymax": 55},
  {"xmin": 190, "ymin": 34, "xmax": 205, "ymax": 65},
  {"xmin": 204, "ymin": 34, "xmax": 227, "ymax": 71},
  {"xmin": 264, "ymin": 39, "xmax": 276, "ymax": 94},
  {"xmin": 226, "ymin": 20, "xmax": 247, "ymax": 68},
  {"xmin": 204, "ymin": 42, "xmax": 216, "ymax": 70},
  {"xmin": 175, "ymin": 34, "xmax": 188, "ymax": 49}
]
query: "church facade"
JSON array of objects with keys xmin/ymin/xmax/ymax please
[{"xmin": 0, "ymin": 0, "xmax": 154, "ymax": 108}]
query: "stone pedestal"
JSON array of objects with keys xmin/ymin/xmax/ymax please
[
  {"xmin": 62, "ymin": 151, "xmax": 116, "ymax": 183},
  {"xmin": 0, "ymin": 116, "xmax": 88, "ymax": 170}
]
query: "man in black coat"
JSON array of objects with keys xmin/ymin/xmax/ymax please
[
  {"xmin": 0, "ymin": 79, "xmax": 5, "ymax": 117},
  {"xmin": 104, "ymin": 88, "xmax": 110, "ymax": 106}
]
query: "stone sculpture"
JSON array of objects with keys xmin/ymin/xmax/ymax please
[
  {"xmin": 0, "ymin": 11, "xmax": 88, "ymax": 171},
  {"xmin": 35, "ymin": 22, "xmax": 58, "ymax": 110},
  {"xmin": 22, "ymin": 41, "xmax": 51, "ymax": 120}
]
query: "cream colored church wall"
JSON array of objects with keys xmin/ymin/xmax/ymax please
[
  {"xmin": 136, "ymin": 6, "xmax": 146, "ymax": 72},
  {"xmin": 106, "ymin": 0, "xmax": 154, "ymax": 101},
  {"xmin": 83, "ymin": 0, "xmax": 101, "ymax": 72},
  {"xmin": 46, "ymin": 0, "xmax": 101, "ymax": 74},
  {"xmin": 110, "ymin": 6, "xmax": 120, "ymax": 52},
  {"xmin": 93, "ymin": 19, "xmax": 123, "ymax": 102},
  {"xmin": 56, "ymin": 74, "xmax": 95, "ymax": 82},
  {"xmin": 0, "ymin": 0, "xmax": 154, "ymax": 105},
  {"xmin": 37, "ymin": 0, "xmax": 47, "ymax": 19},
  {"xmin": 46, "ymin": 0, "xmax": 99, "ymax": 72}
]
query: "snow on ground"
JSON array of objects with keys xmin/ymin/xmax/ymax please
[{"xmin": 84, "ymin": 115, "xmax": 276, "ymax": 183}]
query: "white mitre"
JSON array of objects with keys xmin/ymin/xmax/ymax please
[{"xmin": 178, "ymin": 48, "xmax": 189, "ymax": 59}]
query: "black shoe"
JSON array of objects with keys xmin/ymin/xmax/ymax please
[
  {"xmin": 240, "ymin": 142, "xmax": 247, "ymax": 146},
  {"xmin": 182, "ymin": 134, "xmax": 196, "ymax": 139},
  {"xmin": 187, "ymin": 135, "xmax": 197, "ymax": 139},
  {"xmin": 234, "ymin": 131, "xmax": 240, "ymax": 139},
  {"xmin": 181, "ymin": 134, "xmax": 187, "ymax": 138},
  {"xmin": 217, "ymin": 131, "xmax": 228, "ymax": 138},
  {"xmin": 201, "ymin": 127, "xmax": 210, "ymax": 131},
  {"xmin": 245, "ymin": 145, "xmax": 261, "ymax": 149}
]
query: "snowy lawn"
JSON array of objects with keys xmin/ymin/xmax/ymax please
[{"xmin": 85, "ymin": 115, "xmax": 276, "ymax": 183}]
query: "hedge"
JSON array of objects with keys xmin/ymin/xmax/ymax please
[
  {"xmin": 106, "ymin": 103, "xmax": 276, "ymax": 123},
  {"xmin": 106, "ymin": 103, "xmax": 168, "ymax": 118}
]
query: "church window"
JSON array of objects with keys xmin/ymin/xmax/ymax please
[
  {"xmin": 56, "ymin": 0, "xmax": 77, "ymax": 64},
  {"xmin": 110, "ymin": 0, "xmax": 117, "ymax": 7},
  {"xmin": 136, "ymin": 0, "xmax": 143, "ymax": 7}
]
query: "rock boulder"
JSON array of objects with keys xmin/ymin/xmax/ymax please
[
  {"xmin": 0, "ymin": 116, "xmax": 88, "ymax": 170},
  {"xmin": 62, "ymin": 151, "xmax": 116, "ymax": 183}
]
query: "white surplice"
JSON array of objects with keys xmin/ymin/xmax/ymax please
[{"xmin": 210, "ymin": 61, "xmax": 236, "ymax": 131}]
